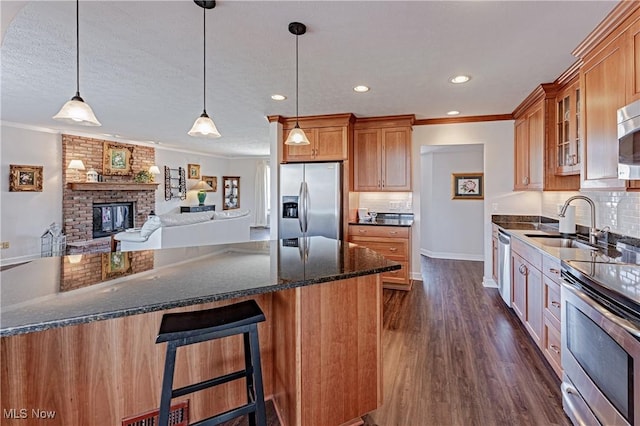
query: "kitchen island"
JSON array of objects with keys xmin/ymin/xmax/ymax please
[{"xmin": 1, "ymin": 237, "xmax": 399, "ymax": 426}]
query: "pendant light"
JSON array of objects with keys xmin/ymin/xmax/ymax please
[
  {"xmin": 285, "ymin": 22, "xmax": 310, "ymax": 145},
  {"xmin": 53, "ymin": 0, "xmax": 101, "ymax": 126},
  {"xmin": 188, "ymin": 0, "xmax": 221, "ymax": 138}
]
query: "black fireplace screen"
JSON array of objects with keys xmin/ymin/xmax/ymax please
[{"xmin": 93, "ymin": 203, "xmax": 133, "ymax": 238}]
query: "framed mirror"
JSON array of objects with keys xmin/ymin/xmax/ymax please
[{"xmin": 222, "ymin": 176, "xmax": 240, "ymax": 210}]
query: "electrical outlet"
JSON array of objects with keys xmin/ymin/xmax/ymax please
[{"xmin": 0, "ymin": 242, "xmax": 9, "ymax": 249}]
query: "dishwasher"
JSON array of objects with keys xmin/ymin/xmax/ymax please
[{"xmin": 497, "ymin": 230, "xmax": 511, "ymax": 306}]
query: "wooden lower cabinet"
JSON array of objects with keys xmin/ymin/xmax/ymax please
[
  {"xmin": 349, "ymin": 225, "xmax": 412, "ymax": 291},
  {"xmin": 511, "ymin": 239, "xmax": 543, "ymax": 348},
  {"xmin": 0, "ymin": 276, "xmax": 382, "ymax": 426},
  {"xmin": 542, "ymin": 255, "xmax": 563, "ymax": 379}
]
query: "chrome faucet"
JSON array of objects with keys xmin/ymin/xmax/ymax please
[{"xmin": 558, "ymin": 195, "xmax": 605, "ymax": 245}]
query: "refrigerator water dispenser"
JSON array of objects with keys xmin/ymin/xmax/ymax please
[{"xmin": 282, "ymin": 196, "xmax": 299, "ymax": 219}]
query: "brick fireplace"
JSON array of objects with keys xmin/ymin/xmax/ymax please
[{"xmin": 62, "ymin": 134, "xmax": 157, "ymax": 245}]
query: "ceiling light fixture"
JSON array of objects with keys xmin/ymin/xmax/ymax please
[
  {"xmin": 447, "ymin": 110, "xmax": 460, "ymax": 116},
  {"xmin": 450, "ymin": 75, "xmax": 471, "ymax": 84},
  {"xmin": 53, "ymin": 0, "xmax": 101, "ymax": 126},
  {"xmin": 353, "ymin": 85, "xmax": 370, "ymax": 93},
  {"xmin": 188, "ymin": 0, "xmax": 221, "ymax": 138},
  {"xmin": 285, "ymin": 22, "xmax": 310, "ymax": 146},
  {"xmin": 271, "ymin": 94, "xmax": 287, "ymax": 101}
]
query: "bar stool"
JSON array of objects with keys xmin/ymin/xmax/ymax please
[{"xmin": 156, "ymin": 300, "xmax": 267, "ymax": 426}]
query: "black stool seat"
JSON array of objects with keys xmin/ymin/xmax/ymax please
[
  {"xmin": 156, "ymin": 300, "xmax": 266, "ymax": 426},
  {"xmin": 157, "ymin": 300, "xmax": 266, "ymax": 343}
]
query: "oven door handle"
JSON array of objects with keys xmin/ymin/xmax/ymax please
[{"xmin": 562, "ymin": 280, "xmax": 640, "ymax": 338}]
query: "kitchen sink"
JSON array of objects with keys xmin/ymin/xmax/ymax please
[{"xmin": 525, "ymin": 234, "xmax": 595, "ymax": 250}]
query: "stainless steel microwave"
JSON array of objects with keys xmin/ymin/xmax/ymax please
[{"xmin": 617, "ymin": 99, "xmax": 640, "ymax": 179}]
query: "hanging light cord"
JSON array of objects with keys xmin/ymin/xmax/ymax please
[
  {"xmin": 295, "ymin": 32, "xmax": 299, "ymax": 125},
  {"xmin": 75, "ymin": 0, "xmax": 80, "ymax": 97},
  {"xmin": 202, "ymin": 6, "xmax": 207, "ymax": 113}
]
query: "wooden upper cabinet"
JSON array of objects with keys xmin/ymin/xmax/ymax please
[
  {"xmin": 353, "ymin": 116, "xmax": 414, "ymax": 192},
  {"xmin": 627, "ymin": 16, "xmax": 640, "ymax": 103},
  {"xmin": 381, "ymin": 128, "xmax": 412, "ymax": 191},
  {"xmin": 581, "ymin": 36, "xmax": 627, "ymax": 190},
  {"xmin": 554, "ymin": 78, "xmax": 581, "ymax": 175},
  {"xmin": 353, "ymin": 129, "xmax": 382, "ymax": 191},
  {"xmin": 274, "ymin": 113, "xmax": 355, "ymax": 163},
  {"xmin": 513, "ymin": 98, "xmax": 544, "ymax": 190}
]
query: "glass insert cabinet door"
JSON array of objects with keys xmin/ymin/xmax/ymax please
[{"xmin": 222, "ymin": 176, "xmax": 240, "ymax": 210}]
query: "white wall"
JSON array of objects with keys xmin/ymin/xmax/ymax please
[
  {"xmin": 421, "ymin": 145, "xmax": 484, "ymax": 260},
  {"xmin": 1, "ymin": 124, "xmax": 267, "ymax": 261},
  {"xmin": 412, "ymin": 121, "xmax": 541, "ymax": 286},
  {"xmin": 1, "ymin": 125, "xmax": 62, "ymax": 260}
]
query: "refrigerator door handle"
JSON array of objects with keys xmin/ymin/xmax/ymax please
[
  {"xmin": 298, "ymin": 182, "xmax": 308, "ymax": 233},
  {"xmin": 303, "ymin": 181, "xmax": 310, "ymax": 233}
]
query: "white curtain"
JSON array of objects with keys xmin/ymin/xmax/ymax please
[{"xmin": 254, "ymin": 160, "xmax": 269, "ymax": 227}]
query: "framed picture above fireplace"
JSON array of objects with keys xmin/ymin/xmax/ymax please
[{"xmin": 103, "ymin": 142, "xmax": 134, "ymax": 176}]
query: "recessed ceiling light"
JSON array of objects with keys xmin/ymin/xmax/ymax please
[
  {"xmin": 271, "ymin": 94, "xmax": 287, "ymax": 101},
  {"xmin": 353, "ymin": 85, "xmax": 370, "ymax": 93},
  {"xmin": 447, "ymin": 110, "xmax": 460, "ymax": 116},
  {"xmin": 450, "ymin": 75, "xmax": 470, "ymax": 84}
]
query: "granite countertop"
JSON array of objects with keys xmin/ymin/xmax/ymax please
[
  {"xmin": 0, "ymin": 237, "xmax": 400, "ymax": 337},
  {"xmin": 349, "ymin": 212, "xmax": 414, "ymax": 227}
]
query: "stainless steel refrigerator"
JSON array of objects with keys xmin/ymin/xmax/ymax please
[{"xmin": 279, "ymin": 162, "xmax": 342, "ymax": 240}]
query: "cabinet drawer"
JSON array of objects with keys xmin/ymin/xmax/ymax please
[
  {"xmin": 543, "ymin": 315, "xmax": 562, "ymax": 379},
  {"xmin": 544, "ymin": 276, "xmax": 562, "ymax": 322},
  {"xmin": 350, "ymin": 237, "xmax": 408, "ymax": 261},
  {"xmin": 348, "ymin": 225, "xmax": 409, "ymax": 239},
  {"xmin": 382, "ymin": 261, "xmax": 408, "ymax": 282},
  {"xmin": 542, "ymin": 253, "xmax": 561, "ymax": 283},
  {"xmin": 512, "ymin": 238, "xmax": 542, "ymax": 270}
]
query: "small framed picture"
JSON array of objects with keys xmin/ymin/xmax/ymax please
[
  {"xmin": 101, "ymin": 252, "xmax": 132, "ymax": 280},
  {"xmin": 9, "ymin": 164, "xmax": 43, "ymax": 192},
  {"xmin": 452, "ymin": 173, "xmax": 483, "ymax": 200},
  {"xmin": 103, "ymin": 142, "xmax": 134, "ymax": 175},
  {"xmin": 188, "ymin": 164, "xmax": 201, "ymax": 180},
  {"xmin": 202, "ymin": 175, "xmax": 217, "ymax": 192}
]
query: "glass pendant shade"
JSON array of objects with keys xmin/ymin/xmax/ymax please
[
  {"xmin": 188, "ymin": 111, "xmax": 221, "ymax": 138},
  {"xmin": 285, "ymin": 125, "xmax": 310, "ymax": 145},
  {"xmin": 54, "ymin": 95, "xmax": 101, "ymax": 126}
]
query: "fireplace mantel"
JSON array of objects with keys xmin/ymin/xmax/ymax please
[{"xmin": 67, "ymin": 182, "xmax": 159, "ymax": 191}]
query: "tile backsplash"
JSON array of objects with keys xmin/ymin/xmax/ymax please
[
  {"xmin": 355, "ymin": 192, "xmax": 413, "ymax": 213},
  {"xmin": 542, "ymin": 191, "xmax": 640, "ymax": 238}
]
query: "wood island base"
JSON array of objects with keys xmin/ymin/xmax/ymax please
[{"xmin": 0, "ymin": 274, "xmax": 382, "ymax": 426}]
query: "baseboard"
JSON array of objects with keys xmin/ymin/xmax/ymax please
[
  {"xmin": 419, "ymin": 248, "xmax": 484, "ymax": 262},
  {"xmin": 483, "ymin": 276, "xmax": 498, "ymax": 288}
]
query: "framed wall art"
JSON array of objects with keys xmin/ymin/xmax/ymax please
[
  {"xmin": 452, "ymin": 172, "xmax": 483, "ymax": 200},
  {"xmin": 222, "ymin": 176, "xmax": 240, "ymax": 210},
  {"xmin": 202, "ymin": 175, "xmax": 217, "ymax": 192},
  {"xmin": 188, "ymin": 164, "xmax": 201, "ymax": 180},
  {"xmin": 9, "ymin": 164, "xmax": 43, "ymax": 192},
  {"xmin": 101, "ymin": 251, "xmax": 133, "ymax": 280},
  {"xmin": 103, "ymin": 142, "xmax": 134, "ymax": 175}
]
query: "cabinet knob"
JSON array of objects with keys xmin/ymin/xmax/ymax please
[
  {"xmin": 518, "ymin": 264, "xmax": 528, "ymax": 275},
  {"xmin": 358, "ymin": 229, "xmax": 366, "ymax": 233},
  {"xmin": 550, "ymin": 344, "xmax": 560, "ymax": 355},
  {"xmin": 549, "ymin": 268, "xmax": 560, "ymax": 275},
  {"xmin": 551, "ymin": 301, "xmax": 561, "ymax": 309},
  {"xmin": 389, "ymin": 231, "xmax": 398, "ymax": 235},
  {"xmin": 389, "ymin": 247, "xmax": 398, "ymax": 252}
]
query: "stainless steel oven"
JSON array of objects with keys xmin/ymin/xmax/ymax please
[{"xmin": 561, "ymin": 263, "xmax": 640, "ymax": 425}]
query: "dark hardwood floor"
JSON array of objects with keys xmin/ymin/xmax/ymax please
[{"xmin": 365, "ymin": 256, "xmax": 571, "ymax": 426}]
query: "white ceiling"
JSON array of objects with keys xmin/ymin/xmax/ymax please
[{"xmin": 1, "ymin": 1, "xmax": 618, "ymax": 158}]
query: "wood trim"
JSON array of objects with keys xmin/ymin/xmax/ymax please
[
  {"xmin": 414, "ymin": 114, "xmax": 513, "ymax": 126},
  {"xmin": 353, "ymin": 115, "xmax": 415, "ymax": 129},
  {"xmin": 554, "ymin": 60, "xmax": 582, "ymax": 87},
  {"xmin": 572, "ymin": 1, "xmax": 640, "ymax": 58},
  {"xmin": 512, "ymin": 83, "xmax": 558, "ymax": 118},
  {"xmin": 67, "ymin": 182, "xmax": 159, "ymax": 191},
  {"xmin": 268, "ymin": 113, "xmax": 355, "ymax": 128}
]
